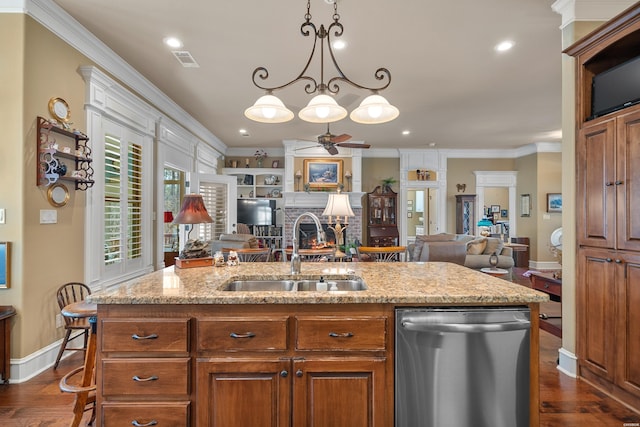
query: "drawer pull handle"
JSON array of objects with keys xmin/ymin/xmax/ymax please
[
  {"xmin": 329, "ymin": 332, "xmax": 354, "ymax": 338},
  {"xmin": 296, "ymin": 369, "xmax": 303, "ymax": 377},
  {"xmin": 132, "ymin": 375, "xmax": 159, "ymax": 382},
  {"xmin": 230, "ymin": 332, "xmax": 256, "ymax": 339},
  {"xmin": 131, "ymin": 333, "xmax": 158, "ymax": 340},
  {"xmin": 605, "ymin": 182, "xmax": 614, "ymax": 186},
  {"xmin": 544, "ymin": 284, "xmax": 550, "ymax": 289},
  {"xmin": 132, "ymin": 421, "xmax": 158, "ymax": 427}
]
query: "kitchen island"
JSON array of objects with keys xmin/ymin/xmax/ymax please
[{"xmin": 89, "ymin": 262, "xmax": 547, "ymax": 427}]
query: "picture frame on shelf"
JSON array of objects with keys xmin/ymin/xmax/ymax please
[
  {"xmin": 547, "ymin": 193, "xmax": 562, "ymax": 213},
  {"xmin": 0, "ymin": 242, "xmax": 10, "ymax": 289},
  {"xmin": 271, "ymin": 160, "xmax": 280, "ymax": 168},
  {"xmin": 243, "ymin": 175, "xmax": 253, "ymax": 185},
  {"xmin": 304, "ymin": 159, "xmax": 343, "ymax": 188},
  {"xmin": 491, "ymin": 204, "xmax": 500, "ymax": 213}
]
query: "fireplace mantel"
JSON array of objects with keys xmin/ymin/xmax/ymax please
[{"xmin": 283, "ymin": 192, "xmax": 364, "ymax": 209}]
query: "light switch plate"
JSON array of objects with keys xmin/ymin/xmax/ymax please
[
  {"xmin": 0, "ymin": 208, "xmax": 5, "ymax": 224},
  {"xmin": 40, "ymin": 209, "xmax": 57, "ymax": 224}
]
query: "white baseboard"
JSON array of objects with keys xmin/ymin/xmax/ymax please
[
  {"xmin": 529, "ymin": 260, "xmax": 561, "ymax": 270},
  {"xmin": 6, "ymin": 332, "xmax": 85, "ymax": 384},
  {"xmin": 557, "ymin": 347, "xmax": 578, "ymax": 378}
]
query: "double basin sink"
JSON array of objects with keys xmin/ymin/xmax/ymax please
[{"xmin": 223, "ymin": 278, "xmax": 368, "ymax": 292}]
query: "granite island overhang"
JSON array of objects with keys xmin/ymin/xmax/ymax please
[
  {"xmin": 87, "ymin": 261, "xmax": 549, "ymax": 305},
  {"xmin": 88, "ymin": 262, "xmax": 548, "ymax": 427}
]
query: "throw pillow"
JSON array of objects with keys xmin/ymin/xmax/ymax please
[
  {"xmin": 483, "ymin": 237, "xmax": 504, "ymax": 255},
  {"xmin": 466, "ymin": 238, "xmax": 487, "ymax": 255},
  {"xmin": 412, "ymin": 233, "xmax": 457, "ymax": 260}
]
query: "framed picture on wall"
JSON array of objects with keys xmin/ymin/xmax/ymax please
[
  {"xmin": 491, "ymin": 205, "xmax": 500, "ymax": 213},
  {"xmin": 547, "ymin": 193, "xmax": 562, "ymax": 213},
  {"xmin": 500, "ymin": 209, "xmax": 508, "ymax": 218},
  {"xmin": 0, "ymin": 242, "xmax": 10, "ymax": 289},
  {"xmin": 304, "ymin": 159, "xmax": 343, "ymax": 188},
  {"xmin": 520, "ymin": 194, "xmax": 531, "ymax": 217}
]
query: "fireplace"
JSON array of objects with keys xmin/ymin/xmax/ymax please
[{"xmin": 298, "ymin": 224, "xmax": 336, "ymax": 249}]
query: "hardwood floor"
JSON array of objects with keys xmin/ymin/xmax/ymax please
[{"xmin": 0, "ymin": 332, "xmax": 638, "ymax": 426}]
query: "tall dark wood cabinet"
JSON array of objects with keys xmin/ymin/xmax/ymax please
[
  {"xmin": 566, "ymin": 3, "xmax": 640, "ymax": 412},
  {"xmin": 455, "ymin": 194, "xmax": 476, "ymax": 235},
  {"xmin": 366, "ymin": 186, "xmax": 399, "ymax": 246}
]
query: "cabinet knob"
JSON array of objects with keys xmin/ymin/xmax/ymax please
[
  {"xmin": 544, "ymin": 284, "xmax": 550, "ymax": 289},
  {"xmin": 615, "ymin": 180, "xmax": 624, "ymax": 185},
  {"xmin": 606, "ymin": 258, "xmax": 613, "ymax": 262},
  {"xmin": 280, "ymin": 370, "xmax": 288, "ymax": 378},
  {"xmin": 296, "ymin": 369, "xmax": 303, "ymax": 377},
  {"xmin": 605, "ymin": 182, "xmax": 614, "ymax": 186},
  {"xmin": 615, "ymin": 259, "xmax": 623, "ymax": 264}
]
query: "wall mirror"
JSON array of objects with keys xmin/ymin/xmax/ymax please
[{"xmin": 47, "ymin": 183, "xmax": 70, "ymax": 207}]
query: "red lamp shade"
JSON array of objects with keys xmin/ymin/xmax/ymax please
[
  {"xmin": 173, "ymin": 194, "xmax": 214, "ymax": 225},
  {"xmin": 164, "ymin": 211, "xmax": 174, "ymax": 223}
]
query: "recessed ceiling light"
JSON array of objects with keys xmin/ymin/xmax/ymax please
[
  {"xmin": 428, "ymin": 142, "xmax": 436, "ymax": 147},
  {"xmin": 332, "ymin": 40, "xmax": 347, "ymax": 50},
  {"xmin": 402, "ymin": 130, "xmax": 410, "ymax": 135},
  {"xmin": 495, "ymin": 40, "xmax": 514, "ymax": 52},
  {"xmin": 164, "ymin": 37, "xmax": 183, "ymax": 49},
  {"xmin": 239, "ymin": 129, "xmax": 250, "ymax": 137}
]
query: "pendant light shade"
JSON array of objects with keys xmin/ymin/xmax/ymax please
[
  {"xmin": 298, "ymin": 94, "xmax": 348, "ymax": 123},
  {"xmin": 244, "ymin": 94, "xmax": 294, "ymax": 123},
  {"xmin": 350, "ymin": 94, "xmax": 399, "ymax": 124}
]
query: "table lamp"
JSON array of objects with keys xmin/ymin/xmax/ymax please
[
  {"xmin": 322, "ymin": 192, "xmax": 355, "ymax": 258},
  {"xmin": 173, "ymin": 194, "xmax": 214, "ymax": 263},
  {"xmin": 477, "ymin": 216, "xmax": 493, "ymax": 237}
]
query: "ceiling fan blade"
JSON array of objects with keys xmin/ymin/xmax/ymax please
[
  {"xmin": 330, "ymin": 133, "xmax": 352, "ymax": 143},
  {"xmin": 326, "ymin": 145, "xmax": 339, "ymax": 155},
  {"xmin": 336, "ymin": 142, "xmax": 371, "ymax": 149},
  {"xmin": 294, "ymin": 145, "xmax": 320, "ymax": 151}
]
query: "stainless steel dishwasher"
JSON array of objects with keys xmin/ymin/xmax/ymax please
[{"xmin": 396, "ymin": 307, "xmax": 530, "ymax": 427}]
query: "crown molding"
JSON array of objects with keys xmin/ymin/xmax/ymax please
[
  {"xmin": 19, "ymin": 0, "xmax": 227, "ymax": 154},
  {"xmin": 552, "ymin": 0, "xmax": 635, "ymax": 29}
]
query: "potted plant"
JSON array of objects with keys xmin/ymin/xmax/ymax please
[{"xmin": 381, "ymin": 177, "xmax": 397, "ymax": 192}]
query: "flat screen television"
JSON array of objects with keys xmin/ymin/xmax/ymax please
[
  {"xmin": 237, "ymin": 199, "xmax": 276, "ymax": 226},
  {"xmin": 591, "ymin": 54, "xmax": 640, "ymax": 119}
]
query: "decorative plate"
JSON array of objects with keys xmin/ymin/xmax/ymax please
[
  {"xmin": 48, "ymin": 97, "xmax": 71, "ymax": 123},
  {"xmin": 271, "ymin": 189, "xmax": 281, "ymax": 198},
  {"xmin": 550, "ymin": 227, "xmax": 562, "ymax": 249}
]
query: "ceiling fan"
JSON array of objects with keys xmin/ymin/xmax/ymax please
[{"xmin": 297, "ymin": 124, "xmax": 371, "ymax": 155}]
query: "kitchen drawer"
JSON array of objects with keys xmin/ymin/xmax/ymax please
[
  {"xmin": 531, "ymin": 277, "xmax": 561, "ymax": 298},
  {"xmin": 102, "ymin": 358, "xmax": 190, "ymax": 396},
  {"xmin": 197, "ymin": 317, "xmax": 288, "ymax": 352},
  {"xmin": 101, "ymin": 319, "xmax": 189, "ymax": 353},
  {"xmin": 295, "ymin": 316, "xmax": 387, "ymax": 351},
  {"xmin": 102, "ymin": 402, "xmax": 190, "ymax": 426}
]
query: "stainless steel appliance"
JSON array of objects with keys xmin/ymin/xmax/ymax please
[{"xmin": 396, "ymin": 307, "xmax": 530, "ymax": 427}]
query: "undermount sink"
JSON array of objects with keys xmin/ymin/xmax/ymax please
[{"xmin": 223, "ymin": 279, "xmax": 368, "ymax": 292}]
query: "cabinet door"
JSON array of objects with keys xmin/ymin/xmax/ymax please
[
  {"xmin": 195, "ymin": 359, "xmax": 291, "ymax": 427},
  {"xmin": 292, "ymin": 358, "xmax": 386, "ymax": 427},
  {"xmin": 577, "ymin": 119, "xmax": 616, "ymax": 248},
  {"xmin": 616, "ymin": 110, "xmax": 640, "ymax": 251},
  {"xmin": 615, "ymin": 251, "xmax": 640, "ymax": 398},
  {"xmin": 577, "ymin": 248, "xmax": 616, "ymax": 382}
]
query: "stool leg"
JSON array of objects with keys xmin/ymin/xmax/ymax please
[
  {"xmin": 69, "ymin": 318, "xmax": 96, "ymax": 427},
  {"xmin": 54, "ymin": 328, "xmax": 73, "ymax": 370}
]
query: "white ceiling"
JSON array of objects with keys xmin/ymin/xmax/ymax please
[{"xmin": 52, "ymin": 0, "xmax": 564, "ymax": 152}]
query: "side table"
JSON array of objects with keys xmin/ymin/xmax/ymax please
[
  {"xmin": 0, "ymin": 305, "xmax": 17, "ymax": 383},
  {"xmin": 530, "ymin": 272, "xmax": 562, "ymax": 337}
]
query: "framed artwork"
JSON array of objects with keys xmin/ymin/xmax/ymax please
[
  {"xmin": 491, "ymin": 205, "xmax": 500, "ymax": 213},
  {"xmin": 271, "ymin": 160, "xmax": 280, "ymax": 168},
  {"xmin": 304, "ymin": 159, "xmax": 343, "ymax": 188},
  {"xmin": 0, "ymin": 242, "xmax": 10, "ymax": 289},
  {"xmin": 243, "ymin": 174, "xmax": 254, "ymax": 185},
  {"xmin": 407, "ymin": 212, "xmax": 413, "ymax": 218},
  {"xmin": 547, "ymin": 193, "xmax": 562, "ymax": 213},
  {"xmin": 500, "ymin": 209, "xmax": 508, "ymax": 218},
  {"xmin": 521, "ymin": 194, "xmax": 531, "ymax": 217}
]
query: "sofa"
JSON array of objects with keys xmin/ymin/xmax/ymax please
[
  {"xmin": 408, "ymin": 233, "xmax": 514, "ymax": 277},
  {"xmin": 210, "ymin": 233, "xmax": 258, "ymax": 254}
]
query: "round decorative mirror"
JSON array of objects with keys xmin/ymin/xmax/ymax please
[{"xmin": 47, "ymin": 183, "xmax": 70, "ymax": 207}]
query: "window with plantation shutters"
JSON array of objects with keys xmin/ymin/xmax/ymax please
[{"xmin": 197, "ymin": 181, "xmax": 228, "ymax": 241}]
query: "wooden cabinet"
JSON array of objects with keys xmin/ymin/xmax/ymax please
[
  {"xmin": 37, "ymin": 116, "xmax": 94, "ymax": 190},
  {"xmin": 97, "ymin": 305, "xmax": 392, "ymax": 427},
  {"xmin": 567, "ymin": 4, "xmax": 640, "ymax": 411},
  {"xmin": 366, "ymin": 186, "xmax": 398, "ymax": 246},
  {"xmin": 455, "ymin": 194, "xmax": 476, "ymax": 235}
]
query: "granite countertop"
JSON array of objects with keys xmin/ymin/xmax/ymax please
[{"xmin": 87, "ymin": 262, "xmax": 549, "ymax": 305}]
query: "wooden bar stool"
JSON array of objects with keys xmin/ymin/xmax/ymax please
[{"xmin": 59, "ymin": 300, "xmax": 97, "ymax": 427}]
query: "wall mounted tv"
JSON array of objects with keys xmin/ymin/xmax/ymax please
[
  {"xmin": 591, "ymin": 54, "xmax": 640, "ymax": 119},
  {"xmin": 237, "ymin": 199, "xmax": 276, "ymax": 226}
]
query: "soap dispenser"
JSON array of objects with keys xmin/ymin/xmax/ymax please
[{"xmin": 316, "ymin": 276, "xmax": 327, "ymax": 291}]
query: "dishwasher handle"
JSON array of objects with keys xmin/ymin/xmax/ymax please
[{"xmin": 401, "ymin": 319, "xmax": 530, "ymax": 333}]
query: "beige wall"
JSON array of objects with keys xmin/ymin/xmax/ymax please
[
  {"xmin": 515, "ymin": 153, "xmax": 538, "ymax": 255},
  {"xmin": 535, "ymin": 152, "xmax": 562, "ymax": 262},
  {"xmin": 361, "ymin": 158, "xmax": 400, "ymax": 193},
  {"xmin": 0, "ymin": 15, "xmax": 95, "ymax": 358}
]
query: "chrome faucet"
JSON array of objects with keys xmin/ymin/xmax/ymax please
[{"xmin": 291, "ymin": 212, "xmax": 326, "ymax": 274}]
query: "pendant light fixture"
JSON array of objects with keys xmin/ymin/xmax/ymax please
[{"xmin": 245, "ymin": 0, "xmax": 398, "ymax": 125}]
